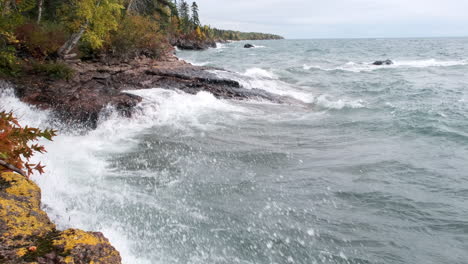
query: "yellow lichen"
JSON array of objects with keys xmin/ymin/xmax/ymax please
[
  {"xmin": 53, "ymin": 229, "xmax": 101, "ymax": 252},
  {"xmin": 0, "ymin": 172, "xmax": 121, "ymax": 263},
  {"xmin": 2, "ymin": 172, "xmax": 41, "ymax": 206},
  {"xmin": 64, "ymin": 256, "xmax": 75, "ymax": 264},
  {"xmin": 16, "ymin": 247, "xmax": 28, "ymax": 257},
  {"xmin": 0, "ymin": 172, "xmax": 55, "ymax": 240},
  {"xmin": 0, "ymin": 196, "xmax": 54, "ymax": 238}
]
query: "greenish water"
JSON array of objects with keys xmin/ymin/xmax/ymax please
[{"xmin": 2, "ymin": 38, "xmax": 468, "ymax": 264}]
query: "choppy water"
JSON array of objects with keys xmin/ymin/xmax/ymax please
[{"xmin": 2, "ymin": 38, "xmax": 468, "ymax": 264}]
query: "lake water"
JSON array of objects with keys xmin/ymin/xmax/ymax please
[{"xmin": 2, "ymin": 38, "xmax": 468, "ymax": 264}]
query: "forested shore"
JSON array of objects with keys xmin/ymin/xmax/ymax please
[{"xmin": 0, "ymin": 0, "xmax": 283, "ymax": 78}]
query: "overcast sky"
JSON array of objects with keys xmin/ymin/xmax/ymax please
[{"xmin": 196, "ymin": 0, "xmax": 468, "ymax": 39}]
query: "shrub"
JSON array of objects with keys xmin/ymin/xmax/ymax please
[
  {"xmin": 108, "ymin": 15, "xmax": 169, "ymax": 60},
  {"xmin": 31, "ymin": 61, "xmax": 75, "ymax": 80},
  {"xmin": 0, "ymin": 111, "xmax": 56, "ymax": 177},
  {"xmin": 0, "ymin": 45, "xmax": 21, "ymax": 77},
  {"xmin": 0, "ymin": 31, "xmax": 21, "ymax": 77},
  {"xmin": 15, "ymin": 22, "xmax": 68, "ymax": 59}
]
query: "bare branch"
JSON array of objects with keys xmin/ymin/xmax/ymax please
[{"xmin": 0, "ymin": 159, "xmax": 27, "ymax": 177}]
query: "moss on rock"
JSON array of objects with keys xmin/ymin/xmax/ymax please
[{"xmin": 0, "ymin": 172, "xmax": 122, "ymax": 264}]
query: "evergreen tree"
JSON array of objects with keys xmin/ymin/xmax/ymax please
[
  {"xmin": 191, "ymin": 2, "xmax": 199, "ymax": 27},
  {"xmin": 178, "ymin": 0, "xmax": 189, "ymax": 32}
]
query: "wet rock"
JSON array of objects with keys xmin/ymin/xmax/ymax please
[
  {"xmin": 3, "ymin": 55, "xmax": 293, "ymax": 128},
  {"xmin": 173, "ymin": 38, "xmax": 217, "ymax": 50},
  {"xmin": 372, "ymin": 59, "xmax": 393, "ymax": 66},
  {"xmin": 244, "ymin": 44, "xmax": 255, "ymax": 48},
  {"xmin": 0, "ymin": 172, "xmax": 122, "ymax": 263}
]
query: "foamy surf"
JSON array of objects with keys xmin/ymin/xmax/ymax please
[
  {"xmin": 3, "ymin": 38, "xmax": 468, "ymax": 264},
  {"xmin": 314, "ymin": 94, "xmax": 366, "ymax": 110},
  {"xmin": 303, "ymin": 58, "xmax": 468, "ymax": 72},
  {"xmin": 0, "ymin": 86, "xmax": 254, "ymax": 264},
  {"xmin": 209, "ymin": 68, "xmax": 315, "ymax": 103},
  {"xmin": 0, "ymin": 85, "xmax": 152, "ymax": 263},
  {"xmin": 183, "ymin": 59, "xmax": 211, "ymax": 66},
  {"xmin": 126, "ymin": 88, "xmax": 248, "ymax": 131}
]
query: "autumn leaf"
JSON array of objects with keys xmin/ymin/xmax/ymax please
[{"xmin": 0, "ymin": 111, "xmax": 55, "ymax": 177}]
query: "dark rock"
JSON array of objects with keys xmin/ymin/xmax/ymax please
[
  {"xmin": 244, "ymin": 44, "xmax": 255, "ymax": 48},
  {"xmin": 372, "ymin": 59, "xmax": 393, "ymax": 66},
  {"xmin": 172, "ymin": 38, "xmax": 216, "ymax": 50},
  {"xmin": 3, "ymin": 55, "xmax": 297, "ymax": 129}
]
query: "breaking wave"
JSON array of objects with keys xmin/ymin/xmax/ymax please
[{"xmin": 303, "ymin": 59, "xmax": 468, "ymax": 72}]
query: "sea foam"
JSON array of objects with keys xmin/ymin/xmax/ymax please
[{"xmin": 303, "ymin": 59, "xmax": 468, "ymax": 72}]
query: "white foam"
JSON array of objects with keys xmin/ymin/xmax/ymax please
[
  {"xmin": 127, "ymin": 88, "xmax": 247, "ymax": 131},
  {"xmin": 0, "ymin": 86, "xmax": 51, "ymax": 127},
  {"xmin": 303, "ymin": 59, "xmax": 468, "ymax": 72},
  {"xmin": 210, "ymin": 68, "xmax": 315, "ymax": 103},
  {"xmin": 315, "ymin": 94, "xmax": 365, "ymax": 110},
  {"xmin": 0, "ymin": 85, "xmax": 251, "ymax": 264},
  {"xmin": 184, "ymin": 59, "xmax": 210, "ymax": 66},
  {"xmin": 215, "ymin": 42, "xmax": 226, "ymax": 49},
  {"xmin": 244, "ymin": 68, "xmax": 278, "ymax": 79}
]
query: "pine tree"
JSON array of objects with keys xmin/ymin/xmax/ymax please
[
  {"xmin": 191, "ymin": 2, "xmax": 199, "ymax": 27},
  {"xmin": 178, "ymin": 1, "xmax": 189, "ymax": 32}
]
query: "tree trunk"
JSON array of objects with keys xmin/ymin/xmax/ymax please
[
  {"xmin": 37, "ymin": 0, "xmax": 43, "ymax": 23},
  {"xmin": 57, "ymin": 24, "xmax": 87, "ymax": 57},
  {"xmin": 126, "ymin": 0, "xmax": 135, "ymax": 14}
]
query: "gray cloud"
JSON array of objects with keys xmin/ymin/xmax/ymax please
[{"xmin": 196, "ymin": 0, "xmax": 468, "ymax": 38}]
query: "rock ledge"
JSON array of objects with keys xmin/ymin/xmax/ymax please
[{"xmin": 0, "ymin": 172, "xmax": 121, "ymax": 264}]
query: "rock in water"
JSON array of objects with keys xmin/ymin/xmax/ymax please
[
  {"xmin": 372, "ymin": 59, "xmax": 394, "ymax": 66},
  {"xmin": 173, "ymin": 38, "xmax": 217, "ymax": 50},
  {"xmin": 244, "ymin": 44, "xmax": 255, "ymax": 48},
  {"xmin": 0, "ymin": 172, "xmax": 122, "ymax": 263}
]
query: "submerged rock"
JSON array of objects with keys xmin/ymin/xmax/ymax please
[
  {"xmin": 0, "ymin": 172, "xmax": 122, "ymax": 263},
  {"xmin": 372, "ymin": 59, "xmax": 393, "ymax": 66},
  {"xmin": 244, "ymin": 44, "xmax": 255, "ymax": 48}
]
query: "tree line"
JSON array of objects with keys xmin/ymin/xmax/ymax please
[{"xmin": 0, "ymin": 0, "xmax": 282, "ymax": 76}]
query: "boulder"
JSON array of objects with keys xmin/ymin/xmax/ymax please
[
  {"xmin": 372, "ymin": 59, "xmax": 393, "ymax": 66},
  {"xmin": 0, "ymin": 172, "xmax": 122, "ymax": 263},
  {"xmin": 173, "ymin": 38, "xmax": 217, "ymax": 50},
  {"xmin": 244, "ymin": 44, "xmax": 255, "ymax": 48}
]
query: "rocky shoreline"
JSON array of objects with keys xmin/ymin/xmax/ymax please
[
  {"xmin": 0, "ymin": 52, "xmax": 292, "ymax": 263},
  {"xmin": 4, "ymin": 54, "xmax": 285, "ymax": 129}
]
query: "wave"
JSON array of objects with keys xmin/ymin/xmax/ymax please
[
  {"xmin": 210, "ymin": 68, "xmax": 315, "ymax": 103},
  {"xmin": 126, "ymin": 89, "xmax": 247, "ymax": 131},
  {"xmin": 183, "ymin": 59, "xmax": 210, "ymax": 66},
  {"xmin": 0, "ymin": 86, "xmax": 52, "ymax": 127},
  {"xmin": 215, "ymin": 42, "xmax": 227, "ymax": 49},
  {"xmin": 303, "ymin": 59, "xmax": 468, "ymax": 72},
  {"xmin": 0, "ymin": 86, "xmax": 250, "ymax": 264},
  {"xmin": 314, "ymin": 94, "xmax": 366, "ymax": 110},
  {"xmin": 243, "ymin": 67, "xmax": 278, "ymax": 79}
]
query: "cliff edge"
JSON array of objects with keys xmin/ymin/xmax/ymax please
[{"xmin": 0, "ymin": 172, "xmax": 121, "ymax": 264}]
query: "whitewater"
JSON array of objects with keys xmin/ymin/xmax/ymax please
[{"xmin": 1, "ymin": 38, "xmax": 468, "ymax": 264}]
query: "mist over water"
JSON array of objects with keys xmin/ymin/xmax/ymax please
[{"xmin": 2, "ymin": 38, "xmax": 468, "ymax": 264}]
